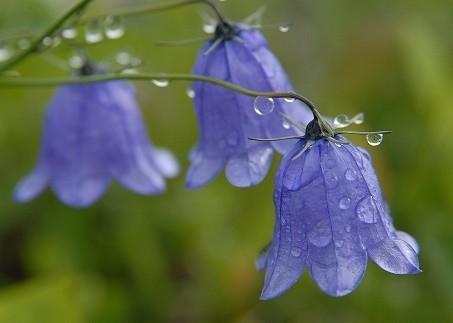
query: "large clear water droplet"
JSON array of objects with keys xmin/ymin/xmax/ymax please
[
  {"xmin": 104, "ymin": 16, "xmax": 125, "ymax": 39},
  {"xmin": 366, "ymin": 133, "xmax": 384, "ymax": 146},
  {"xmin": 282, "ymin": 121, "xmax": 291, "ymax": 129},
  {"xmin": 152, "ymin": 79, "xmax": 170, "ymax": 87},
  {"xmin": 279, "ymin": 24, "xmax": 291, "ymax": 33},
  {"xmin": 85, "ymin": 20, "xmax": 103, "ymax": 43},
  {"xmin": 356, "ymin": 196, "xmax": 378, "ymax": 223},
  {"xmin": 62, "ymin": 28, "xmax": 78, "ymax": 40},
  {"xmin": 333, "ymin": 114, "xmax": 350, "ymax": 128},
  {"xmin": 254, "ymin": 96, "xmax": 275, "ymax": 116}
]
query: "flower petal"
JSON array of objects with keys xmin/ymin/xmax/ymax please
[
  {"xmin": 14, "ymin": 163, "xmax": 48, "ymax": 202},
  {"xmin": 225, "ymin": 145, "xmax": 273, "ymax": 187}
]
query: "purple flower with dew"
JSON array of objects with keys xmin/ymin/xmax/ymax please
[
  {"xmin": 15, "ymin": 67, "xmax": 179, "ymax": 208},
  {"xmin": 187, "ymin": 22, "xmax": 313, "ymax": 189},
  {"xmin": 257, "ymin": 121, "xmax": 420, "ymax": 299}
]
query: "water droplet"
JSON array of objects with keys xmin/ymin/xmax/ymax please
[
  {"xmin": 356, "ymin": 196, "xmax": 378, "ymax": 223},
  {"xmin": 62, "ymin": 28, "xmax": 78, "ymax": 40},
  {"xmin": 352, "ymin": 112, "xmax": 364, "ymax": 125},
  {"xmin": 335, "ymin": 240, "xmax": 344, "ymax": 248},
  {"xmin": 202, "ymin": 23, "xmax": 216, "ymax": 34},
  {"xmin": 68, "ymin": 54, "xmax": 84, "ymax": 68},
  {"xmin": 104, "ymin": 16, "xmax": 125, "ymax": 39},
  {"xmin": 308, "ymin": 220, "xmax": 332, "ymax": 247},
  {"xmin": 335, "ymin": 143, "xmax": 342, "ymax": 148},
  {"xmin": 152, "ymin": 79, "xmax": 170, "ymax": 87},
  {"xmin": 290, "ymin": 247, "xmax": 302, "ymax": 257},
  {"xmin": 0, "ymin": 44, "xmax": 13, "ymax": 62},
  {"xmin": 279, "ymin": 24, "xmax": 291, "ymax": 33},
  {"xmin": 366, "ymin": 133, "xmax": 384, "ymax": 147},
  {"xmin": 116, "ymin": 51, "xmax": 131, "ymax": 66},
  {"xmin": 85, "ymin": 20, "xmax": 103, "ymax": 43},
  {"xmin": 339, "ymin": 197, "xmax": 351, "ymax": 210},
  {"xmin": 17, "ymin": 39, "xmax": 30, "ymax": 50},
  {"xmin": 284, "ymin": 97, "xmax": 295, "ymax": 103},
  {"xmin": 254, "ymin": 96, "xmax": 275, "ymax": 116},
  {"xmin": 42, "ymin": 36, "xmax": 53, "ymax": 47},
  {"xmin": 333, "ymin": 114, "xmax": 351, "ymax": 128},
  {"xmin": 345, "ymin": 225, "xmax": 352, "ymax": 233},
  {"xmin": 282, "ymin": 121, "xmax": 291, "ymax": 129},
  {"xmin": 344, "ymin": 169, "xmax": 357, "ymax": 181},
  {"xmin": 186, "ymin": 88, "xmax": 195, "ymax": 99}
]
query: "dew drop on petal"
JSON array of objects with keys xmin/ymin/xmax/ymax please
[
  {"xmin": 152, "ymin": 79, "xmax": 170, "ymax": 87},
  {"xmin": 284, "ymin": 97, "xmax": 295, "ymax": 103},
  {"xmin": 85, "ymin": 20, "xmax": 103, "ymax": 44},
  {"xmin": 279, "ymin": 24, "xmax": 291, "ymax": 33},
  {"xmin": 282, "ymin": 121, "xmax": 291, "ymax": 129},
  {"xmin": 308, "ymin": 220, "xmax": 332, "ymax": 247},
  {"xmin": 104, "ymin": 16, "xmax": 125, "ymax": 39},
  {"xmin": 254, "ymin": 96, "xmax": 275, "ymax": 116},
  {"xmin": 62, "ymin": 28, "xmax": 78, "ymax": 40},
  {"xmin": 345, "ymin": 225, "xmax": 352, "ymax": 233},
  {"xmin": 335, "ymin": 240, "xmax": 345, "ymax": 248},
  {"xmin": 339, "ymin": 197, "xmax": 351, "ymax": 210},
  {"xmin": 344, "ymin": 168, "xmax": 357, "ymax": 181},
  {"xmin": 291, "ymin": 247, "xmax": 302, "ymax": 257},
  {"xmin": 186, "ymin": 88, "xmax": 195, "ymax": 99},
  {"xmin": 356, "ymin": 196, "xmax": 378, "ymax": 223},
  {"xmin": 366, "ymin": 133, "xmax": 384, "ymax": 147},
  {"xmin": 333, "ymin": 114, "xmax": 351, "ymax": 128},
  {"xmin": 324, "ymin": 171, "xmax": 338, "ymax": 189}
]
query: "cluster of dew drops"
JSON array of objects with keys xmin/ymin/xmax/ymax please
[{"xmin": 253, "ymin": 95, "xmax": 385, "ymax": 147}]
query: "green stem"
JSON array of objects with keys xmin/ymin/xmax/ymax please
[
  {"xmin": 0, "ymin": 72, "xmax": 319, "ymax": 117},
  {"xmin": 336, "ymin": 130, "xmax": 393, "ymax": 135},
  {"xmin": 83, "ymin": 0, "xmax": 227, "ymax": 24},
  {"xmin": 0, "ymin": 0, "xmax": 94, "ymax": 73}
]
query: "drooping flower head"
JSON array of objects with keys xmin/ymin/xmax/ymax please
[
  {"xmin": 187, "ymin": 21, "xmax": 313, "ymax": 189},
  {"xmin": 15, "ymin": 63, "xmax": 179, "ymax": 208},
  {"xmin": 258, "ymin": 119, "xmax": 421, "ymax": 299}
]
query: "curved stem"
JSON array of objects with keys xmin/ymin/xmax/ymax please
[
  {"xmin": 0, "ymin": 0, "xmax": 94, "ymax": 73},
  {"xmin": 83, "ymin": 0, "xmax": 227, "ymax": 24},
  {"xmin": 336, "ymin": 130, "xmax": 392, "ymax": 135},
  {"xmin": 0, "ymin": 72, "xmax": 319, "ymax": 115}
]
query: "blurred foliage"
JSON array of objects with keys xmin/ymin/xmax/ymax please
[{"xmin": 0, "ymin": 0, "xmax": 452, "ymax": 322}]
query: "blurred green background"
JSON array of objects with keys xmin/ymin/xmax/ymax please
[{"xmin": 0, "ymin": 0, "xmax": 452, "ymax": 322}]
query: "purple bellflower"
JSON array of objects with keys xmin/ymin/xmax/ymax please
[
  {"xmin": 257, "ymin": 120, "xmax": 420, "ymax": 299},
  {"xmin": 187, "ymin": 22, "xmax": 312, "ymax": 189},
  {"xmin": 15, "ymin": 67, "xmax": 179, "ymax": 207}
]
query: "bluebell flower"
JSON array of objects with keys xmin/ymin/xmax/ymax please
[
  {"xmin": 187, "ymin": 23, "xmax": 312, "ymax": 188},
  {"xmin": 15, "ymin": 76, "xmax": 179, "ymax": 207},
  {"xmin": 258, "ymin": 131, "xmax": 420, "ymax": 299}
]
